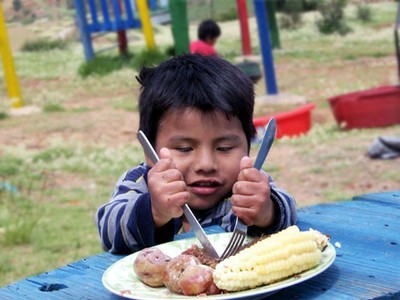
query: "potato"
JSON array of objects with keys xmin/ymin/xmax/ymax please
[
  {"xmin": 162, "ymin": 254, "xmax": 201, "ymax": 294},
  {"xmin": 133, "ymin": 248, "xmax": 171, "ymax": 287},
  {"xmin": 179, "ymin": 264, "xmax": 221, "ymax": 296}
]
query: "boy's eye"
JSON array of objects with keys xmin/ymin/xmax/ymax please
[
  {"xmin": 217, "ymin": 146, "xmax": 234, "ymax": 152},
  {"xmin": 176, "ymin": 147, "xmax": 192, "ymax": 153}
]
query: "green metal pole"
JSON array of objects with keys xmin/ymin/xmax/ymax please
[
  {"xmin": 265, "ymin": 0, "xmax": 281, "ymax": 49},
  {"xmin": 168, "ymin": 0, "xmax": 189, "ymax": 55}
]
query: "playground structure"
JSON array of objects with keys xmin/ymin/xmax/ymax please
[
  {"xmin": 0, "ymin": 0, "xmax": 313, "ymax": 137},
  {"xmin": 74, "ymin": 0, "xmax": 280, "ymax": 94},
  {"xmin": 0, "ymin": 2, "xmax": 24, "ymax": 108},
  {"xmin": 73, "ymin": 0, "xmax": 314, "ymax": 138},
  {"xmin": 73, "ymin": 0, "xmax": 168, "ymax": 61}
]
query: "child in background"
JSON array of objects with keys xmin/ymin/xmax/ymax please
[
  {"xmin": 95, "ymin": 54, "xmax": 297, "ymax": 253},
  {"xmin": 190, "ymin": 19, "xmax": 221, "ymax": 56}
]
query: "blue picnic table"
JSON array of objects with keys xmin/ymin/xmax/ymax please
[{"xmin": 1, "ymin": 191, "xmax": 399, "ymax": 299}]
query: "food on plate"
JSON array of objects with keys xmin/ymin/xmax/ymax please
[
  {"xmin": 181, "ymin": 244, "xmax": 220, "ymax": 268},
  {"xmin": 162, "ymin": 254, "xmax": 202, "ymax": 294},
  {"xmin": 178, "ymin": 264, "xmax": 221, "ymax": 296},
  {"xmin": 133, "ymin": 225, "xmax": 329, "ymax": 296},
  {"xmin": 213, "ymin": 225, "xmax": 329, "ymax": 292},
  {"xmin": 133, "ymin": 248, "xmax": 171, "ymax": 287}
]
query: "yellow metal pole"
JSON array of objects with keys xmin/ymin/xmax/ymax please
[
  {"xmin": 136, "ymin": 0, "xmax": 156, "ymax": 49},
  {"xmin": 0, "ymin": 2, "xmax": 23, "ymax": 108}
]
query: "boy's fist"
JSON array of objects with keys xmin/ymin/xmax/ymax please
[
  {"xmin": 148, "ymin": 148, "xmax": 190, "ymax": 227},
  {"xmin": 231, "ymin": 156, "xmax": 274, "ymax": 228}
]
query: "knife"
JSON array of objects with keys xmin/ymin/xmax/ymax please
[
  {"xmin": 137, "ymin": 130, "xmax": 220, "ymax": 258},
  {"xmin": 254, "ymin": 118, "xmax": 277, "ymax": 171},
  {"xmin": 228, "ymin": 118, "xmax": 277, "ymax": 242}
]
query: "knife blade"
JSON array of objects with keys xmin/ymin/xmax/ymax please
[
  {"xmin": 137, "ymin": 130, "xmax": 220, "ymax": 258},
  {"xmin": 254, "ymin": 118, "xmax": 277, "ymax": 171}
]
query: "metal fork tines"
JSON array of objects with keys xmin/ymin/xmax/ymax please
[{"xmin": 220, "ymin": 218, "xmax": 247, "ymax": 260}]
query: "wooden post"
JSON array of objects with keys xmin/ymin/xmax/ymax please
[{"xmin": 0, "ymin": 2, "xmax": 23, "ymax": 108}]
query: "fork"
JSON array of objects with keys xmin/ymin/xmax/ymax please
[{"xmin": 220, "ymin": 118, "xmax": 277, "ymax": 260}]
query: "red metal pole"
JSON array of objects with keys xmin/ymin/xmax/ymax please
[
  {"xmin": 236, "ymin": 0, "xmax": 252, "ymax": 56},
  {"xmin": 117, "ymin": 30, "xmax": 128, "ymax": 56},
  {"xmin": 117, "ymin": 0, "xmax": 128, "ymax": 56}
]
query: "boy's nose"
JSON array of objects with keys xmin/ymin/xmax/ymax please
[{"xmin": 193, "ymin": 150, "xmax": 217, "ymax": 173}]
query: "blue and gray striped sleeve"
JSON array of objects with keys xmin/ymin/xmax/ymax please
[
  {"xmin": 95, "ymin": 164, "xmax": 175, "ymax": 253},
  {"xmin": 258, "ymin": 174, "xmax": 297, "ymax": 235}
]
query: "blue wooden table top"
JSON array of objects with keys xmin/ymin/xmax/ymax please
[{"xmin": 1, "ymin": 191, "xmax": 399, "ymax": 300}]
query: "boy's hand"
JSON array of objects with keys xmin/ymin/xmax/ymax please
[
  {"xmin": 231, "ymin": 156, "xmax": 274, "ymax": 228},
  {"xmin": 147, "ymin": 148, "xmax": 190, "ymax": 227}
]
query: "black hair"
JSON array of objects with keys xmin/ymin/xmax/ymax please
[
  {"xmin": 198, "ymin": 19, "xmax": 221, "ymax": 41},
  {"xmin": 137, "ymin": 54, "xmax": 255, "ymax": 150}
]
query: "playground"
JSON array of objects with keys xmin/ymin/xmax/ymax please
[{"xmin": 0, "ymin": 0, "xmax": 400, "ymax": 287}]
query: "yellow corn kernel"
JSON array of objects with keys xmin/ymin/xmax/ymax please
[{"xmin": 213, "ymin": 226, "xmax": 327, "ymax": 292}]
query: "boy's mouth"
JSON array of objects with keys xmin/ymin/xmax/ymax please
[
  {"xmin": 188, "ymin": 180, "xmax": 221, "ymax": 195},
  {"xmin": 189, "ymin": 180, "xmax": 220, "ymax": 188}
]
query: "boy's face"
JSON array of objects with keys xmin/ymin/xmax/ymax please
[{"xmin": 155, "ymin": 108, "xmax": 248, "ymax": 211}]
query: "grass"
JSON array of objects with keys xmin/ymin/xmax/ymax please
[
  {"xmin": 0, "ymin": 1, "xmax": 399, "ymax": 287},
  {"xmin": 21, "ymin": 38, "xmax": 67, "ymax": 52},
  {"xmin": 0, "ymin": 142, "xmax": 145, "ymax": 284}
]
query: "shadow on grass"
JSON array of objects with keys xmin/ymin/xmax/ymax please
[
  {"xmin": 78, "ymin": 49, "xmax": 170, "ymax": 78},
  {"xmin": 78, "ymin": 54, "xmax": 134, "ymax": 78}
]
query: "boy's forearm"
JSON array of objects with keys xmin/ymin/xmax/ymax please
[{"xmin": 96, "ymin": 193, "xmax": 175, "ymax": 253}]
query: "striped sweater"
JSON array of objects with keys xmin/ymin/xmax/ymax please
[{"xmin": 95, "ymin": 163, "xmax": 297, "ymax": 253}]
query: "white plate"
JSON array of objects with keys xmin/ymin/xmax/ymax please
[{"xmin": 102, "ymin": 233, "xmax": 336, "ymax": 300}]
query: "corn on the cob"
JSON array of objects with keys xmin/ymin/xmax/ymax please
[{"xmin": 213, "ymin": 225, "xmax": 328, "ymax": 292}]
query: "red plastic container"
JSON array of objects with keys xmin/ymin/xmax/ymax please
[
  {"xmin": 328, "ymin": 85, "xmax": 400, "ymax": 129},
  {"xmin": 253, "ymin": 103, "xmax": 315, "ymax": 138}
]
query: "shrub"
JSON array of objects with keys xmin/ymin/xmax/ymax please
[
  {"xmin": 22, "ymin": 38, "xmax": 66, "ymax": 52},
  {"xmin": 131, "ymin": 48, "xmax": 169, "ymax": 70},
  {"xmin": 215, "ymin": 7, "xmax": 237, "ymax": 22},
  {"xmin": 279, "ymin": 1, "xmax": 303, "ymax": 30},
  {"xmin": 0, "ymin": 112, "xmax": 8, "ymax": 120},
  {"xmin": 43, "ymin": 102, "xmax": 66, "ymax": 113},
  {"xmin": 356, "ymin": 4, "xmax": 372, "ymax": 23},
  {"xmin": 12, "ymin": 0, "xmax": 22, "ymax": 12},
  {"xmin": 78, "ymin": 54, "xmax": 133, "ymax": 77},
  {"xmin": 316, "ymin": 0, "xmax": 352, "ymax": 36}
]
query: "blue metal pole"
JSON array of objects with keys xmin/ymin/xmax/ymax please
[
  {"xmin": 88, "ymin": 0, "xmax": 99, "ymax": 30},
  {"xmin": 124, "ymin": 0, "xmax": 135, "ymax": 26},
  {"xmin": 74, "ymin": 0, "xmax": 94, "ymax": 61},
  {"xmin": 100, "ymin": 0, "xmax": 111, "ymax": 30},
  {"xmin": 253, "ymin": 0, "xmax": 278, "ymax": 95}
]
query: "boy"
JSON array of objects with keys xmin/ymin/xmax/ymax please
[
  {"xmin": 190, "ymin": 19, "xmax": 221, "ymax": 56},
  {"xmin": 95, "ymin": 54, "xmax": 296, "ymax": 253}
]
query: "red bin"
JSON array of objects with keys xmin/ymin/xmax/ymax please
[
  {"xmin": 253, "ymin": 103, "xmax": 315, "ymax": 138},
  {"xmin": 328, "ymin": 85, "xmax": 400, "ymax": 129}
]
